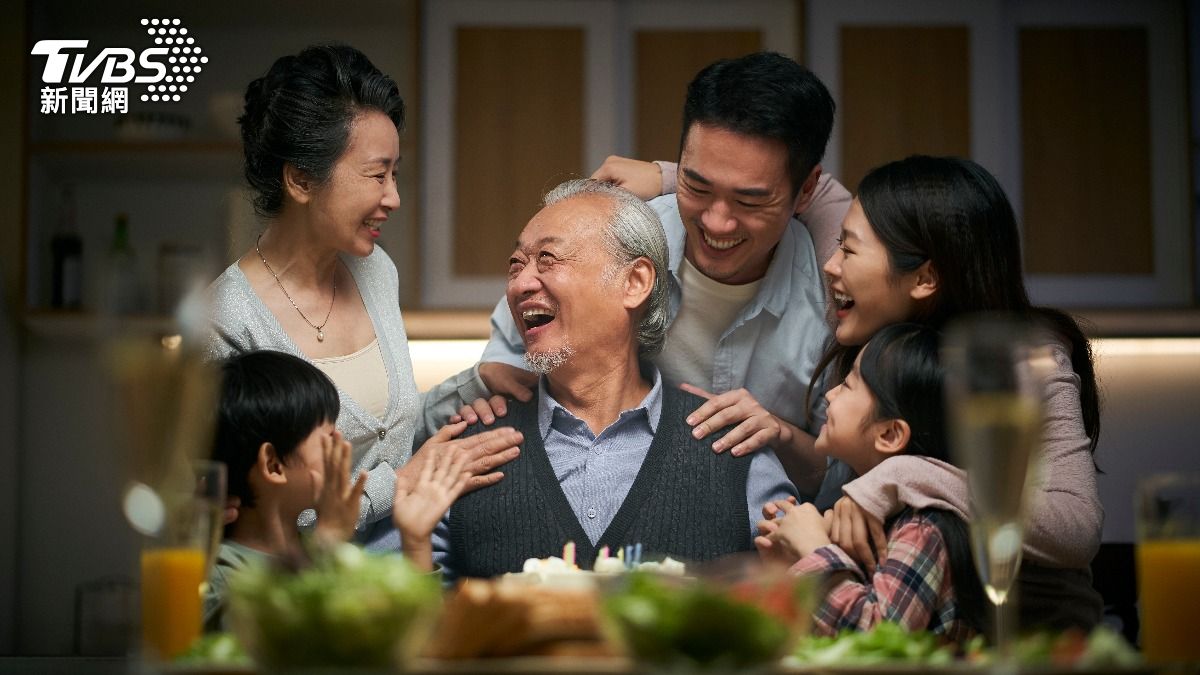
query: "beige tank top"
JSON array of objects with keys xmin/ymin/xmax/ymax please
[{"xmin": 312, "ymin": 338, "xmax": 390, "ymax": 420}]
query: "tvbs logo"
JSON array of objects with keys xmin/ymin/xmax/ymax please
[{"xmin": 32, "ymin": 18, "xmax": 207, "ymax": 112}]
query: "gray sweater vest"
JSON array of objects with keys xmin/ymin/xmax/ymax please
[{"xmin": 447, "ymin": 387, "xmax": 753, "ymax": 578}]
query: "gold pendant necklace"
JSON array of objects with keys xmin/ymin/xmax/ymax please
[{"xmin": 255, "ymin": 235, "xmax": 336, "ymax": 342}]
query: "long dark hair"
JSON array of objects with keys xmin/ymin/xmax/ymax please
[
  {"xmin": 239, "ymin": 44, "xmax": 406, "ymax": 218},
  {"xmin": 809, "ymin": 156, "xmax": 1100, "ymax": 454},
  {"xmin": 859, "ymin": 324, "xmax": 987, "ymax": 633}
]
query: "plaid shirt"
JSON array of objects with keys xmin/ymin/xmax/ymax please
[{"xmin": 790, "ymin": 510, "xmax": 975, "ymax": 642}]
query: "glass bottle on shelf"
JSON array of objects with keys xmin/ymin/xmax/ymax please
[
  {"xmin": 106, "ymin": 213, "xmax": 143, "ymax": 315},
  {"xmin": 50, "ymin": 185, "xmax": 83, "ymax": 309}
]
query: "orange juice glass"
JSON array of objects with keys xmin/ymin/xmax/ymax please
[
  {"xmin": 138, "ymin": 460, "xmax": 225, "ymax": 661},
  {"xmin": 141, "ymin": 547, "xmax": 205, "ymax": 659},
  {"xmin": 1136, "ymin": 472, "xmax": 1200, "ymax": 665}
]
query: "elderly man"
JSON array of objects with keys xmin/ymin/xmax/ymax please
[
  {"xmin": 433, "ymin": 179, "xmax": 796, "ymax": 579},
  {"xmin": 478, "ymin": 52, "xmax": 842, "ymax": 501}
]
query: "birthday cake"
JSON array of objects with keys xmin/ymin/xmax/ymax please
[
  {"xmin": 426, "ymin": 544, "xmax": 688, "ymax": 659},
  {"xmin": 501, "ymin": 544, "xmax": 686, "ymax": 587}
]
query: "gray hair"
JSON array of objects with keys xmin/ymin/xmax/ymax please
[{"xmin": 542, "ymin": 179, "xmax": 670, "ymax": 357}]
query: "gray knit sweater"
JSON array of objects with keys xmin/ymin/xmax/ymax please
[{"xmin": 447, "ymin": 387, "xmax": 753, "ymax": 578}]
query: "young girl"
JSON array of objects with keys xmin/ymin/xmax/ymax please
[
  {"xmin": 756, "ymin": 323, "xmax": 985, "ymax": 640},
  {"xmin": 205, "ymin": 350, "xmax": 467, "ymax": 630}
]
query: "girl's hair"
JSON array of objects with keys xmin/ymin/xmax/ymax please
[
  {"xmin": 858, "ymin": 323, "xmax": 948, "ymax": 463},
  {"xmin": 860, "ymin": 323, "xmax": 988, "ymax": 633},
  {"xmin": 809, "ymin": 155, "xmax": 1100, "ymax": 454},
  {"xmin": 239, "ymin": 43, "xmax": 405, "ymax": 218},
  {"xmin": 212, "ymin": 350, "xmax": 340, "ymax": 508}
]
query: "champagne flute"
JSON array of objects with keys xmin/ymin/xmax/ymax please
[{"xmin": 943, "ymin": 314, "xmax": 1049, "ymax": 658}]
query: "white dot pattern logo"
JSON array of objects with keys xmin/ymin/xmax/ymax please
[{"xmin": 137, "ymin": 18, "xmax": 206, "ymax": 106}]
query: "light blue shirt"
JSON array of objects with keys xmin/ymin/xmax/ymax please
[
  {"xmin": 431, "ymin": 367, "xmax": 798, "ymax": 580},
  {"xmin": 481, "ymin": 196, "xmax": 833, "ymax": 499}
]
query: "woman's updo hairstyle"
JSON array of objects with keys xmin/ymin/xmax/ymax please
[{"xmin": 239, "ymin": 44, "xmax": 405, "ymax": 218}]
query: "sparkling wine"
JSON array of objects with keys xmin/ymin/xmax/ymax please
[{"xmin": 954, "ymin": 392, "xmax": 1041, "ymax": 605}]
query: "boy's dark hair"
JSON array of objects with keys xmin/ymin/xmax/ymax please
[
  {"xmin": 859, "ymin": 323, "xmax": 988, "ymax": 634},
  {"xmin": 679, "ymin": 51, "xmax": 835, "ymax": 197},
  {"xmin": 239, "ymin": 43, "xmax": 405, "ymax": 218},
  {"xmin": 213, "ymin": 350, "xmax": 340, "ymax": 508}
]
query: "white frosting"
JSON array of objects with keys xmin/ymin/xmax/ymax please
[{"xmin": 504, "ymin": 554, "xmax": 687, "ymax": 586}]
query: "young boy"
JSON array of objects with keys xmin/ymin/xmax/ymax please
[{"xmin": 204, "ymin": 350, "xmax": 466, "ymax": 630}]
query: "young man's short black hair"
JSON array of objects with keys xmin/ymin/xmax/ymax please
[
  {"xmin": 212, "ymin": 350, "xmax": 340, "ymax": 507},
  {"xmin": 680, "ymin": 51, "xmax": 836, "ymax": 197}
]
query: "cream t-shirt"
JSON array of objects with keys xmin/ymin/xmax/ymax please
[{"xmin": 657, "ymin": 256, "xmax": 762, "ymax": 390}]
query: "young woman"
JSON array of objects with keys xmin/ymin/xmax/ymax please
[
  {"xmin": 821, "ymin": 156, "xmax": 1103, "ymax": 628},
  {"xmin": 757, "ymin": 323, "xmax": 985, "ymax": 640},
  {"xmin": 206, "ymin": 44, "xmax": 522, "ymax": 546}
]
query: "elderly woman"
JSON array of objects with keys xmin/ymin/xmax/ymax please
[{"xmin": 206, "ymin": 44, "xmax": 521, "ymax": 546}]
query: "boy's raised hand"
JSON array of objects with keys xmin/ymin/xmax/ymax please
[
  {"xmin": 393, "ymin": 445, "xmax": 468, "ymax": 541},
  {"xmin": 313, "ymin": 430, "xmax": 367, "ymax": 546}
]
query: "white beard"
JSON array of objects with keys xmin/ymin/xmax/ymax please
[{"xmin": 524, "ymin": 344, "xmax": 575, "ymax": 374}]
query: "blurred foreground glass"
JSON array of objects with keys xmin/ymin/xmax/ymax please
[
  {"xmin": 1136, "ymin": 472, "xmax": 1200, "ymax": 665},
  {"xmin": 944, "ymin": 315, "xmax": 1050, "ymax": 657},
  {"xmin": 140, "ymin": 459, "xmax": 225, "ymax": 661}
]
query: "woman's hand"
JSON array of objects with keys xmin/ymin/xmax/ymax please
[
  {"xmin": 589, "ymin": 155, "xmax": 663, "ymax": 200},
  {"xmin": 829, "ymin": 495, "xmax": 888, "ymax": 573},
  {"xmin": 681, "ymin": 384, "xmax": 793, "ymax": 456},
  {"xmin": 313, "ymin": 430, "xmax": 368, "ymax": 546},
  {"xmin": 478, "ymin": 363, "xmax": 537, "ymax": 404},
  {"xmin": 401, "ymin": 421, "xmax": 522, "ymax": 495},
  {"xmin": 393, "ymin": 442, "xmax": 468, "ymax": 541}
]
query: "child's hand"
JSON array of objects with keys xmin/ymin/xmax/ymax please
[
  {"xmin": 393, "ymin": 446, "xmax": 468, "ymax": 541},
  {"xmin": 765, "ymin": 501, "xmax": 833, "ymax": 560},
  {"xmin": 313, "ymin": 430, "xmax": 367, "ymax": 546},
  {"xmin": 754, "ymin": 517, "xmax": 795, "ymax": 566},
  {"xmin": 761, "ymin": 495, "xmax": 799, "ymax": 520}
]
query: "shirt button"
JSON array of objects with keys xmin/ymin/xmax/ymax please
[
  {"xmin": 586, "ymin": 508, "xmax": 597, "ymax": 519},
  {"xmin": 377, "ymin": 428, "xmax": 387, "ymax": 440}
]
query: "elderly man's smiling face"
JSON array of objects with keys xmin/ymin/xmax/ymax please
[{"xmin": 506, "ymin": 194, "xmax": 631, "ymax": 374}]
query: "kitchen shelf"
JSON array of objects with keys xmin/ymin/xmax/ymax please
[{"xmin": 29, "ymin": 140, "xmax": 242, "ymax": 181}]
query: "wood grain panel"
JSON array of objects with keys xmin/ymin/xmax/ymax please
[
  {"xmin": 1020, "ymin": 27, "xmax": 1152, "ymax": 275},
  {"xmin": 453, "ymin": 27, "xmax": 584, "ymax": 278},
  {"xmin": 840, "ymin": 26, "xmax": 970, "ymax": 192},
  {"xmin": 634, "ymin": 30, "xmax": 762, "ymax": 163}
]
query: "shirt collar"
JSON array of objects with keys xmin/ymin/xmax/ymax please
[{"xmin": 537, "ymin": 364, "xmax": 663, "ymax": 441}]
